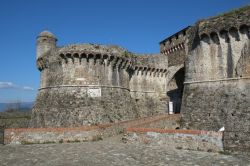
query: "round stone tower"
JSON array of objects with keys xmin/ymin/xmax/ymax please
[
  {"xmin": 36, "ymin": 31, "xmax": 59, "ymax": 88},
  {"xmin": 36, "ymin": 30, "xmax": 57, "ymax": 59},
  {"xmin": 31, "ymin": 31, "xmax": 138, "ymax": 128}
]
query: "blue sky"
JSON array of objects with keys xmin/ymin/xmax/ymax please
[{"xmin": 0, "ymin": 0, "xmax": 249, "ymax": 103}]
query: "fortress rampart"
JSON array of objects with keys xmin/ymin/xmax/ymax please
[
  {"xmin": 31, "ymin": 32, "xmax": 169, "ymax": 127},
  {"xmin": 31, "ymin": 6, "xmax": 250, "ymax": 153},
  {"xmin": 181, "ymin": 6, "xmax": 250, "ymax": 153}
]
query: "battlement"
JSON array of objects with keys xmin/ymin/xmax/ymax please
[
  {"xmin": 132, "ymin": 66, "xmax": 167, "ymax": 77},
  {"xmin": 198, "ymin": 25, "xmax": 249, "ymax": 45},
  {"xmin": 159, "ymin": 26, "xmax": 190, "ymax": 55},
  {"xmin": 186, "ymin": 22, "xmax": 250, "ymax": 82},
  {"xmin": 58, "ymin": 51, "xmax": 132, "ymax": 70},
  {"xmin": 198, "ymin": 6, "xmax": 250, "ymax": 36},
  {"xmin": 159, "ymin": 27, "xmax": 189, "ymax": 67}
]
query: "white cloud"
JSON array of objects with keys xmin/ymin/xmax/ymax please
[
  {"xmin": 0, "ymin": 82, "xmax": 17, "ymax": 89},
  {"xmin": 0, "ymin": 82, "xmax": 34, "ymax": 91},
  {"xmin": 23, "ymin": 86, "xmax": 34, "ymax": 91}
]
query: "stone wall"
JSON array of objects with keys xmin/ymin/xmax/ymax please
[
  {"xmin": 4, "ymin": 126, "xmax": 102, "ymax": 145},
  {"xmin": 59, "ymin": 53, "xmax": 131, "ymax": 88},
  {"xmin": 129, "ymin": 54, "xmax": 168, "ymax": 114},
  {"xmin": 124, "ymin": 128, "xmax": 223, "ymax": 152},
  {"xmin": 160, "ymin": 27, "xmax": 189, "ymax": 67},
  {"xmin": 5, "ymin": 114, "xmax": 179, "ymax": 145},
  {"xmin": 133, "ymin": 54, "xmax": 168, "ymax": 68},
  {"xmin": 131, "ymin": 114, "xmax": 180, "ymax": 129},
  {"xmin": 185, "ymin": 25, "xmax": 250, "ymax": 82},
  {"xmin": 129, "ymin": 66, "xmax": 167, "ymax": 99},
  {"xmin": 181, "ymin": 7, "xmax": 250, "ymax": 153},
  {"xmin": 181, "ymin": 79, "xmax": 250, "ymax": 129},
  {"xmin": 166, "ymin": 49, "xmax": 186, "ymax": 67},
  {"xmin": 31, "ymin": 86, "xmax": 138, "ymax": 127}
]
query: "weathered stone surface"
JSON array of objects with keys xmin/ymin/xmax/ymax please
[
  {"xmin": 4, "ymin": 127, "xmax": 101, "ymax": 145},
  {"xmin": 181, "ymin": 6, "xmax": 250, "ymax": 153},
  {"xmin": 7, "ymin": 114, "xmax": 180, "ymax": 145},
  {"xmin": 31, "ymin": 87, "xmax": 138, "ymax": 127},
  {"xmin": 33, "ymin": 31, "xmax": 169, "ymax": 127},
  {"xmin": 160, "ymin": 27, "xmax": 188, "ymax": 67},
  {"xmin": 198, "ymin": 6, "xmax": 250, "ymax": 36},
  {"xmin": 0, "ymin": 137, "xmax": 249, "ymax": 166},
  {"xmin": 124, "ymin": 130, "xmax": 223, "ymax": 152},
  {"xmin": 31, "ymin": 5, "xmax": 250, "ymax": 154}
]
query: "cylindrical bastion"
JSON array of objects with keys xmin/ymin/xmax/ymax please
[{"xmin": 31, "ymin": 31, "xmax": 138, "ymax": 127}]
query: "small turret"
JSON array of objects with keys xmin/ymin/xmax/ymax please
[{"xmin": 36, "ymin": 30, "xmax": 57, "ymax": 60}]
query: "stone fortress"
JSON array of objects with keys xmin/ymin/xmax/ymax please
[{"xmin": 30, "ymin": 6, "xmax": 250, "ymax": 152}]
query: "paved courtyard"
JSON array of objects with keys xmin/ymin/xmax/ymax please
[{"xmin": 0, "ymin": 136, "xmax": 250, "ymax": 166}]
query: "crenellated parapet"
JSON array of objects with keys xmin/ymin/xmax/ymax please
[
  {"xmin": 57, "ymin": 44, "xmax": 134, "ymax": 70},
  {"xmin": 55, "ymin": 47, "xmax": 134, "ymax": 88},
  {"xmin": 198, "ymin": 24, "xmax": 250, "ymax": 44},
  {"xmin": 129, "ymin": 64, "xmax": 168, "ymax": 100},
  {"xmin": 160, "ymin": 27, "xmax": 189, "ymax": 54},
  {"xmin": 161, "ymin": 42, "xmax": 185, "ymax": 55},
  {"xmin": 58, "ymin": 51, "xmax": 133, "ymax": 71},
  {"xmin": 159, "ymin": 27, "xmax": 190, "ymax": 66},
  {"xmin": 198, "ymin": 6, "xmax": 250, "ymax": 36},
  {"xmin": 184, "ymin": 6, "xmax": 250, "ymax": 82},
  {"xmin": 186, "ymin": 23, "xmax": 250, "ymax": 82},
  {"xmin": 132, "ymin": 65, "xmax": 167, "ymax": 77}
]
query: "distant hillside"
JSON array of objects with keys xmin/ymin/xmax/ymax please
[{"xmin": 0, "ymin": 102, "xmax": 34, "ymax": 112}]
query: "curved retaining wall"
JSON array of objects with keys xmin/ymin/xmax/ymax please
[{"xmin": 31, "ymin": 85, "xmax": 138, "ymax": 127}]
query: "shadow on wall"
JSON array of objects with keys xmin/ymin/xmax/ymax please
[{"xmin": 167, "ymin": 68, "xmax": 185, "ymax": 114}]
